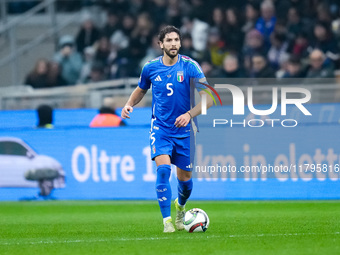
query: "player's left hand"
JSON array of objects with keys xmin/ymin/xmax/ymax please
[{"xmin": 174, "ymin": 112, "xmax": 191, "ymax": 127}]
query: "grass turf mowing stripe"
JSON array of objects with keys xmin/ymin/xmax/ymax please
[{"xmin": 1, "ymin": 232, "xmax": 339, "ymax": 246}]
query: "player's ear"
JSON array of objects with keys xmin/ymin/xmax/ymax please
[{"xmin": 158, "ymin": 40, "xmax": 163, "ymax": 50}]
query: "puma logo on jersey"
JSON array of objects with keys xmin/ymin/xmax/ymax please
[{"xmin": 154, "ymin": 75, "xmax": 162, "ymax": 81}]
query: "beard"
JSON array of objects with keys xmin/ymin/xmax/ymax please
[{"xmin": 164, "ymin": 48, "xmax": 179, "ymax": 58}]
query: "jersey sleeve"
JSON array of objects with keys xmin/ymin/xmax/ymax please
[
  {"xmin": 138, "ymin": 63, "xmax": 151, "ymax": 90},
  {"xmin": 188, "ymin": 59, "xmax": 206, "ymax": 91},
  {"xmin": 189, "ymin": 59, "xmax": 205, "ymax": 79}
]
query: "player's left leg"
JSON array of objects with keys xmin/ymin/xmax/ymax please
[
  {"xmin": 177, "ymin": 167, "xmax": 193, "ymax": 204},
  {"xmin": 174, "ymin": 167, "xmax": 192, "ymax": 230}
]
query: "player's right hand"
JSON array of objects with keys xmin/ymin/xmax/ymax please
[{"xmin": 121, "ymin": 105, "xmax": 133, "ymax": 119}]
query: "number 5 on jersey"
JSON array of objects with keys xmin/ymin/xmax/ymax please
[{"xmin": 167, "ymin": 83, "xmax": 173, "ymax": 96}]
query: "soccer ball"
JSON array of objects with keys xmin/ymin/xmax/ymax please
[{"xmin": 183, "ymin": 208, "xmax": 209, "ymax": 233}]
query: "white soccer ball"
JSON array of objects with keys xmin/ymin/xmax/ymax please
[{"xmin": 183, "ymin": 208, "xmax": 209, "ymax": 233}]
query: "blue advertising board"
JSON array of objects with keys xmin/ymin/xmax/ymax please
[{"xmin": 0, "ymin": 104, "xmax": 339, "ymax": 201}]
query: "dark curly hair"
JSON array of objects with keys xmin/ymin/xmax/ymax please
[{"xmin": 158, "ymin": 25, "xmax": 182, "ymax": 43}]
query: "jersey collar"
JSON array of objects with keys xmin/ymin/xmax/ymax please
[{"xmin": 160, "ymin": 54, "xmax": 181, "ymax": 66}]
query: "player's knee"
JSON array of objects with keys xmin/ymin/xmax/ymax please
[
  {"xmin": 177, "ymin": 170, "xmax": 192, "ymax": 182},
  {"xmin": 178, "ymin": 177, "xmax": 193, "ymax": 189},
  {"xmin": 156, "ymin": 164, "xmax": 171, "ymax": 184}
]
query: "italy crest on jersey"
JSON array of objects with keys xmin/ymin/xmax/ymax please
[{"xmin": 177, "ymin": 71, "xmax": 184, "ymax": 82}]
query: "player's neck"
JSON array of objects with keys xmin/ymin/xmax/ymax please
[{"xmin": 162, "ymin": 54, "xmax": 178, "ymax": 66}]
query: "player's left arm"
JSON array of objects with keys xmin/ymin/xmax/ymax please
[{"xmin": 174, "ymin": 78, "xmax": 213, "ymax": 128}]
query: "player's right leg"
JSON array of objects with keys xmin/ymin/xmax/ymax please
[
  {"xmin": 171, "ymin": 136, "xmax": 193, "ymax": 230},
  {"xmin": 151, "ymin": 129, "xmax": 176, "ymax": 232},
  {"xmin": 155, "ymin": 155, "xmax": 175, "ymax": 233}
]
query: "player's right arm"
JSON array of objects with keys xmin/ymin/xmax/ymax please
[
  {"xmin": 121, "ymin": 62, "xmax": 151, "ymax": 119},
  {"xmin": 121, "ymin": 87, "xmax": 147, "ymax": 119}
]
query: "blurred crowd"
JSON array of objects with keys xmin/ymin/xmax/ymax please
[{"xmin": 23, "ymin": 0, "xmax": 340, "ymax": 88}]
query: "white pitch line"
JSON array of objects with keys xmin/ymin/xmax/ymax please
[{"xmin": 0, "ymin": 232, "xmax": 339, "ymax": 246}]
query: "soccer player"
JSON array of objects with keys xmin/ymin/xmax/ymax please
[{"xmin": 121, "ymin": 26, "xmax": 212, "ymax": 233}]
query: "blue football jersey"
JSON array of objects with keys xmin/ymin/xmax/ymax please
[{"xmin": 138, "ymin": 54, "xmax": 205, "ymax": 137}]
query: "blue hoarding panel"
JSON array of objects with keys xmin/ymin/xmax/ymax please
[{"xmin": 0, "ymin": 121, "xmax": 339, "ymax": 200}]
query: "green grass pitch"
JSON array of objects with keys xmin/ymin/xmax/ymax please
[{"xmin": 0, "ymin": 200, "xmax": 339, "ymax": 255}]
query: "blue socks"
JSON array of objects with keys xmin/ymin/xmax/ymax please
[
  {"xmin": 177, "ymin": 178, "xmax": 193, "ymax": 206},
  {"xmin": 156, "ymin": 164, "xmax": 193, "ymax": 218},
  {"xmin": 156, "ymin": 164, "xmax": 172, "ymax": 218}
]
